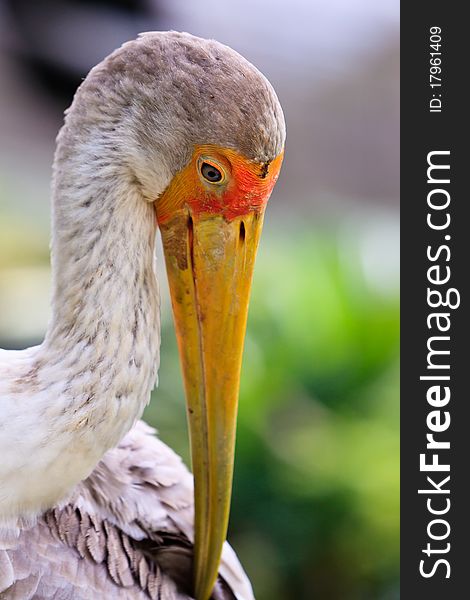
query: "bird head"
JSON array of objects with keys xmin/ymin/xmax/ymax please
[
  {"xmin": 69, "ymin": 31, "xmax": 285, "ymax": 600},
  {"xmin": 142, "ymin": 33, "xmax": 285, "ymax": 600}
]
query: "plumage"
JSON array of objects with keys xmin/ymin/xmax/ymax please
[
  {"xmin": 0, "ymin": 31, "xmax": 285, "ymax": 599},
  {"xmin": 1, "ymin": 422, "xmax": 253, "ymax": 599}
]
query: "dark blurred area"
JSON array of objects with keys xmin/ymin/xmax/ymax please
[
  {"xmin": 0, "ymin": 1, "xmax": 399, "ymax": 598},
  {"xmin": 3, "ymin": 0, "xmax": 160, "ymax": 98}
]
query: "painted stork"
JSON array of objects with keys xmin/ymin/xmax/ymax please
[{"xmin": 0, "ymin": 31, "xmax": 285, "ymax": 599}]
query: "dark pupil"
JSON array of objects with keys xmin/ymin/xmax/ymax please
[{"xmin": 201, "ymin": 162, "xmax": 222, "ymax": 182}]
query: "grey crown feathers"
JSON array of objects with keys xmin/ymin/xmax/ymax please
[{"xmin": 56, "ymin": 31, "xmax": 286, "ymax": 202}]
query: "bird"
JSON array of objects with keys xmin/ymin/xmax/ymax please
[{"xmin": 0, "ymin": 31, "xmax": 285, "ymax": 600}]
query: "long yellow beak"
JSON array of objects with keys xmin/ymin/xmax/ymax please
[{"xmin": 159, "ymin": 209, "xmax": 264, "ymax": 600}]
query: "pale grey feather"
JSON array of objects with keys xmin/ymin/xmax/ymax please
[{"xmin": 0, "ymin": 422, "xmax": 254, "ymax": 600}]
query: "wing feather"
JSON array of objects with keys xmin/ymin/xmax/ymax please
[{"xmin": 0, "ymin": 421, "xmax": 255, "ymax": 600}]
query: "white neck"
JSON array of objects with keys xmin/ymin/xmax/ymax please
[
  {"xmin": 0, "ymin": 138, "xmax": 161, "ymax": 522},
  {"xmin": 45, "ymin": 169, "xmax": 160, "ymax": 438}
]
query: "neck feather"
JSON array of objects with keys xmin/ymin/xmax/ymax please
[
  {"xmin": 41, "ymin": 139, "xmax": 161, "ymax": 447},
  {"xmin": 0, "ymin": 126, "xmax": 163, "ymax": 524}
]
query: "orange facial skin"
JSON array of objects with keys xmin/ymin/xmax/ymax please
[{"xmin": 156, "ymin": 144, "xmax": 283, "ymax": 224}]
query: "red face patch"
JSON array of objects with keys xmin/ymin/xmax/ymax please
[{"xmin": 156, "ymin": 145, "xmax": 283, "ymax": 224}]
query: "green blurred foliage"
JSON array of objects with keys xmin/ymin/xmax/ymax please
[{"xmin": 144, "ymin": 222, "xmax": 399, "ymax": 600}]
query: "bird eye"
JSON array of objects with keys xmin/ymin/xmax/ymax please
[{"xmin": 200, "ymin": 161, "xmax": 224, "ymax": 183}]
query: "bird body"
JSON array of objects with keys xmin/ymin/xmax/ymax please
[
  {"xmin": 0, "ymin": 422, "xmax": 254, "ymax": 599},
  {"xmin": 0, "ymin": 31, "xmax": 285, "ymax": 599}
]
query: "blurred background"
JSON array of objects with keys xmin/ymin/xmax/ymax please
[{"xmin": 0, "ymin": 1, "xmax": 399, "ymax": 598}]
